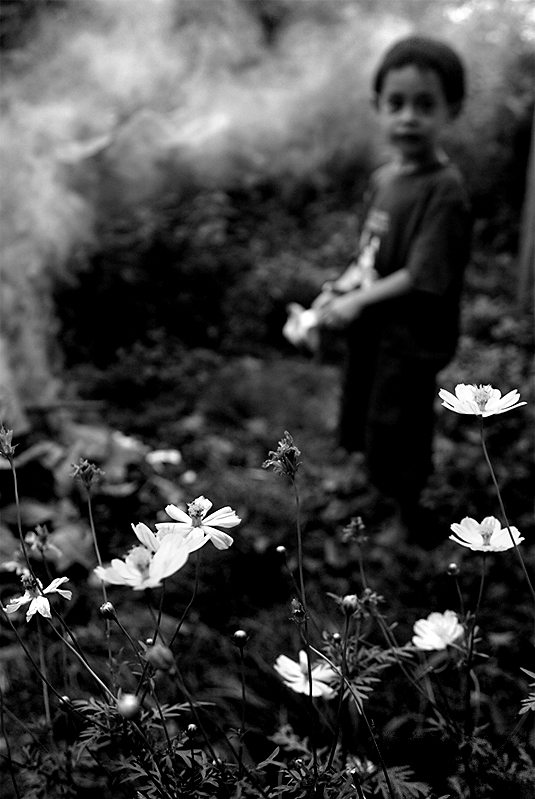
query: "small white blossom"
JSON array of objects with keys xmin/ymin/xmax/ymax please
[
  {"xmin": 157, "ymin": 496, "xmax": 241, "ymax": 551},
  {"xmin": 94, "ymin": 522, "xmax": 189, "ymax": 590},
  {"xmin": 274, "ymin": 650, "xmax": 338, "ymax": 699},
  {"xmin": 450, "ymin": 516, "xmax": 524, "ymax": 552},
  {"xmin": 4, "ymin": 576, "xmax": 72, "ymax": 622},
  {"xmin": 438, "ymin": 384, "xmax": 526, "ymax": 417},
  {"xmin": 412, "ymin": 610, "xmax": 464, "ymax": 651}
]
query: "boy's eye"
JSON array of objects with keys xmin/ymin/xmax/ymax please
[
  {"xmin": 414, "ymin": 96, "xmax": 436, "ymax": 114},
  {"xmin": 386, "ymin": 95, "xmax": 404, "ymax": 112}
]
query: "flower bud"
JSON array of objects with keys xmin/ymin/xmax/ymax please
[
  {"xmin": 99, "ymin": 602, "xmax": 117, "ymax": 621},
  {"xmin": 276, "ymin": 545, "xmax": 287, "ymax": 557},
  {"xmin": 186, "ymin": 723, "xmax": 197, "ymax": 737},
  {"xmin": 342, "ymin": 594, "xmax": 359, "ymax": 614},
  {"xmin": 447, "ymin": 562, "xmax": 460, "ymax": 577},
  {"xmin": 143, "ymin": 642, "xmax": 175, "ymax": 671},
  {"xmin": 233, "ymin": 630, "xmax": 248, "ymax": 648},
  {"xmin": 117, "ymin": 693, "xmax": 141, "ymax": 719},
  {"xmin": 331, "ymin": 633, "xmax": 342, "ymax": 644},
  {"xmin": 290, "ymin": 598, "xmax": 307, "ymax": 625},
  {"xmin": 59, "ymin": 695, "xmax": 72, "ymax": 710},
  {"xmin": 0, "ymin": 426, "xmax": 16, "ymax": 461}
]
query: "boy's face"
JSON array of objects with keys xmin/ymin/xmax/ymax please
[{"xmin": 375, "ymin": 64, "xmax": 454, "ymax": 165}]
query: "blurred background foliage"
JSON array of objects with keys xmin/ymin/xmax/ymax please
[{"xmin": 0, "ymin": 3, "xmax": 534, "ymax": 793}]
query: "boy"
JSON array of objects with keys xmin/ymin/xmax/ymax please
[{"xmin": 313, "ymin": 36, "xmax": 472, "ymax": 542}]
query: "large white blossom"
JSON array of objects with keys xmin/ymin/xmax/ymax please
[
  {"xmin": 94, "ymin": 523, "xmax": 189, "ymax": 590},
  {"xmin": 157, "ymin": 496, "xmax": 241, "ymax": 551},
  {"xmin": 412, "ymin": 610, "xmax": 464, "ymax": 651},
  {"xmin": 274, "ymin": 650, "xmax": 338, "ymax": 699},
  {"xmin": 450, "ymin": 516, "xmax": 524, "ymax": 552},
  {"xmin": 4, "ymin": 576, "xmax": 72, "ymax": 622},
  {"xmin": 438, "ymin": 384, "xmax": 526, "ymax": 417}
]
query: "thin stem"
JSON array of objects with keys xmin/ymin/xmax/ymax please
[
  {"xmin": 464, "ymin": 553, "xmax": 487, "ymax": 740},
  {"xmin": 46, "ymin": 620, "xmax": 115, "ymax": 701},
  {"xmin": 327, "ymin": 615, "xmax": 351, "ymax": 770},
  {"xmin": 0, "ymin": 688, "xmax": 22, "ymax": 799},
  {"xmin": 238, "ymin": 646, "xmax": 246, "ymax": 776},
  {"xmin": 169, "ymin": 548, "xmax": 202, "ymax": 649},
  {"xmin": 292, "ymin": 476, "xmax": 318, "ymax": 781},
  {"xmin": 309, "ymin": 645, "xmax": 396, "ymax": 799},
  {"xmin": 479, "ymin": 419, "xmax": 535, "ymax": 609},
  {"xmin": 37, "ymin": 618, "xmax": 52, "ymax": 727}
]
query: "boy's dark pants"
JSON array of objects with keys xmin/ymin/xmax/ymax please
[{"xmin": 340, "ymin": 336, "xmax": 446, "ymax": 519}]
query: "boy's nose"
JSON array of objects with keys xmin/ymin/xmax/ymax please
[{"xmin": 399, "ymin": 103, "xmax": 417, "ymax": 122}]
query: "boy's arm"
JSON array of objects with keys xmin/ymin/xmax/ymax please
[{"xmin": 316, "ymin": 268, "xmax": 412, "ymax": 329}]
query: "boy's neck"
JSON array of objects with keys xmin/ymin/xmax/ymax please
[{"xmin": 392, "ymin": 146, "xmax": 448, "ymax": 174}]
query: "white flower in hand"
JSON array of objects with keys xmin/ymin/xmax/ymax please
[
  {"xmin": 438, "ymin": 384, "xmax": 526, "ymax": 417},
  {"xmin": 412, "ymin": 610, "xmax": 463, "ymax": 651},
  {"xmin": 274, "ymin": 650, "xmax": 338, "ymax": 699},
  {"xmin": 157, "ymin": 496, "xmax": 241, "ymax": 551},
  {"xmin": 450, "ymin": 516, "xmax": 523, "ymax": 552},
  {"xmin": 4, "ymin": 575, "xmax": 72, "ymax": 622},
  {"xmin": 94, "ymin": 522, "xmax": 189, "ymax": 590}
]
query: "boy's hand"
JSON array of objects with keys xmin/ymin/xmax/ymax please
[{"xmin": 317, "ymin": 291, "xmax": 363, "ymax": 329}]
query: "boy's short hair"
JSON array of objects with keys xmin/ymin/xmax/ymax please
[{"xmin": 373, "ymin": 36, "xmax": 466, "ymax": 108}]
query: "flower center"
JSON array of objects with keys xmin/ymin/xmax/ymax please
[
  {"xmin": 21, "ymin": 574, "xmax": 42, "ymax": 597},
  {"xmin": 187, "ymin": 497, "xmax": 211, "ymax": 525},
  {"xmin": 473, "ymin": 384, "xmax": 493, "ymax": 412},
  {"xmin": 127, "ymin": 546, "xmax": 152, "ymax": 577},
  {"xmin": 479, "ymin": 518, "xmax": 495, "ymax": 546}
]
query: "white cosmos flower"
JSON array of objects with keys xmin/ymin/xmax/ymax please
[
  {"xmin": 157, "ymin": 496, "xmax": 241, "ymax": 551},
  {"xmin": 450, "ymin": 516, "xmax": 524, "ymax": 552},
  {"xmin": 412, "ymin": 610, "xmax": 464, "ymax": 651},
  {"xmin": 438, "ymin": 384, "xmax": 526, "ymax": 417},
  {"xmin": 4, "ymin": 575, "xmax": 72, "ymax": 623},
  {"xmin": 274, "ymin": 650, "xmax": 338, "ymax": 699},
  {"xmin": 94, "ymin": 523, "xmax": 189, "ymax": 590}
]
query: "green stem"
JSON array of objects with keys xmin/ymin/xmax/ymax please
[
  {"xmin": 310, "ymin": 645, "xmax": 396, "ymax": 799},
  {"xmin": 0, "ymin": 688, "xmax": 22, "ymax": 799},
  {"xmin": 46, "ymin": 620, "xmax": 115, "ymax": 701},
  {"xmin": 169, "ymin": 548, "xmax": 202, "ymax": 649},
  {"xmin": 292, "ymin": 476, "xmax": 318, "ymax": 781},
  {"xmin": 327, "ymin": 615, "xmax": 351, "ymax": 770},
  {"xmin": 479, "ymin": 419, "xmax": 535, "ymax": 609},
  {"xmin": 464, "ymin": 553, "xmax": 487, "ymax": 740},
  {"xmin": 37, "ymin": 618, "xmax": 52, "ymax": 727},
  {"xmin": 238, "ymin": 646, "xmax": 246, "ymax": 777}
]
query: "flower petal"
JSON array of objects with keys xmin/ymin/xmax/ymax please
[
  {"xmin": 203, "ymin": 507, "xmax": 241, "ymax": 529},
  {"xmin": 202, "ymin": 526, "xmax": 234, "ymax": 550},
  {"xmin": 132, "ymin": 523, "xmax": 159, "ymax": 552},
  {"xmin": 164, "ymin": 504, "xmax": 192, "ymax": 524},
  {"xmin": 27, "ymin": 596, "xmax": 51, "ymax": 621},
  {"xmin": 43, "ymin": 577, "xmax": 70, "ymax": 595},
  {"xmin": 149, "ymin": 535, "xmax": 189, "ymax": 582}
]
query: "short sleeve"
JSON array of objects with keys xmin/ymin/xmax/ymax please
[{"xmin": 406, "ymin": 181, "xmax": 471, "ymax": 296}]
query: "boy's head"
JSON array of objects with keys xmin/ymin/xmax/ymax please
[
  {"xmin": 373, "ymin": 36, "xmax": 466, "ymax": 111},
  {"xmin": 372, "ymin": 36, "xmax": 466, "ymax": 166}
]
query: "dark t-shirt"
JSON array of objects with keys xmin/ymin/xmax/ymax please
[{"xmin": 351, "ymin": 158, "xmax": 472, "ymax": 362}]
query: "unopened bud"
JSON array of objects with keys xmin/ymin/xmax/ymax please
[
  {"xmin": 186, "ymin": 723, "xmax": 197, "ymax": 737},
  {"xmin": 331, "ymin": 633, "xmax": 342, "ymax": 644},
  {"xmin": 447, "ymin": 562, "xmax": 460, "ymax": 577},
  {"xmin": 290, "ymin": 597, "xmax": 307, "ymax": 624},
  {"xmin": 342, "ymin": 594, "xmax": 359, "ymax": 614},
  {"xmin": 117, "ymin": 693, "xmax": 141, "ymax": 719},
  {"xmin": 276, "ymin": 545, "xmax": 287, "ymax": 557},
  {"xmin": 99, "ymin": 602, "xmax": 117, "ymax": 621},
  {"xmin": 59, "ymin": 695, "xmax": 72, "ymax": 709},
  {"xmin": 0, "ymin": 426, "xmax": 16, "ymax": 461},
  {"xmin": 233, "ymin": 629, "xmax": 248, "ymax": 648}
]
